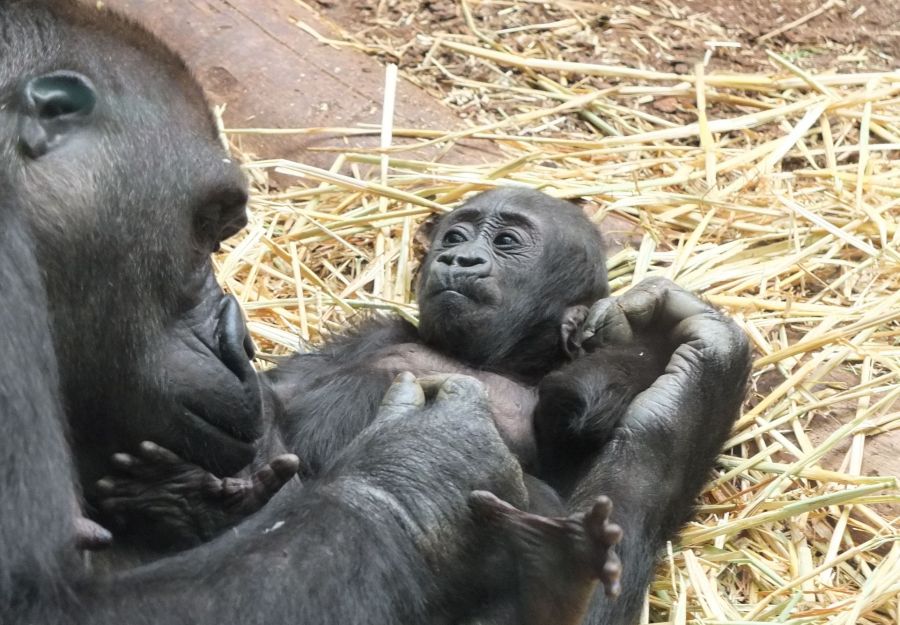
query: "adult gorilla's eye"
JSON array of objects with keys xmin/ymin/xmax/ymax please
[
  {"xmin": 443, "ymin": 229, "xmax": 467, "ymax": 245},
  {"xmin": 493, "ymin": 232, "xmax": 520, "ymax": 248}
]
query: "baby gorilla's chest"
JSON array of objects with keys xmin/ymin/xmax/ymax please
[{"xmin": 373, "ymin": 342, "xmax": 538, "ymax": 463}]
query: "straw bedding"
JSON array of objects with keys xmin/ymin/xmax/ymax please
[{"xmin": 214, "ymin": 1, "xmax": 899, "ymax": 623}]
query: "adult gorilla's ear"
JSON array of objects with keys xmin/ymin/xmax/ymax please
[{"xmin": 18, "ymin": 71, "xmax": 97, "ymax": 159}]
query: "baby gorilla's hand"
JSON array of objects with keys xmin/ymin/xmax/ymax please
[{"xmin": 96, "ymin": 442, "xmax": 301, "ymax": 550}]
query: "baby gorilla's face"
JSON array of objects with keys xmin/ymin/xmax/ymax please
[
  {"xmin": 416, "ymin": 187, "xmax": 608, "ymax": 373},
  {"xmin": 417, "ymin": 199, "xmax": 542, "ymax": 364}
]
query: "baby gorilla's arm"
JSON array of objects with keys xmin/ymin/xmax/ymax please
[
  {"xmin": 95, "ymin": 442, "xmax": 301, "ymax": 550},
  {"xmin": 533, "ymin": 341, "xmax": 668, "ymax": 492}
]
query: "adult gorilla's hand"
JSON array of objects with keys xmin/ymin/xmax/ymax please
[
  {"xmin": 576, "ymin": 277, "xmax": 750, "ymax": 503},
  {"xmin": 334, "ymin": 372, "xmax": 529, "ymax": 546},
  {"xmin": 568, "ymin": 278, "xmax": 751, "ymax": 625}
]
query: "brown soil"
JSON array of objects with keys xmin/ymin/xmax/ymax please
[{"xmin": 316, "ymin": 0, "xmax": 899, "ymax": 75}]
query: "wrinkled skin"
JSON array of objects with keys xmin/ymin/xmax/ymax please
[
  {"xmin": 571, "ymin": 278, "xmax": 751, "ymax": 625},
  {"xmin": 0, "ymin": 0, "xmax": 264, "ymax": 566},
  {"xmin": 0, "ymin": 4, "xmax": 640, "ymax": 624},
  {"xmin": 4, "ymin": 358, "xmax": 625, "ymax": 625},
  {"xmin": 97, "ymin": 188, "xmax": 649, "ymax": 540}
]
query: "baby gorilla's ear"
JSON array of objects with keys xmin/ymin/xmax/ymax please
[{"xmin": 561, "ymin": 305, "xmax": 590, "ymax": 359}]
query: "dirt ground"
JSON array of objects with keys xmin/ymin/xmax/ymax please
[{"xmin": 316, "ymin": 0, "xmax": 899, "ymax": 73}]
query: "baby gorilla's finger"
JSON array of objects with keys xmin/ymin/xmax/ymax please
[
  {"xmin": 602, "ymin": 551, "xmax": 623, "ymax": 598},
  {"xmin": 95, "ymin": 475, "xmax": 149, "ymax": 502},
  {"xmin": 268, "ymin": 454, "xmax": 302, "ymax": 482},
  {"xmin": 582, "ymin": 496, "xmax": 623, "ymax": 598},
  {"xmin": 74, "ymin": 516, "xmax": 113, "ymax": 551},
  {"xmin": 251, "ymin": 454, "xmax": 301, "ymax": 497},
  {"xmin": 109, "ymin": 452, "xmax": 149, "ymax": 477},
  {"xmin": 582, "ymin": 298, "xmax": 633, "ymax": 348}
]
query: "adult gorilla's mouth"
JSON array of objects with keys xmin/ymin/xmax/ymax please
[{"xmin": 158, "ymin": 292, "xmax": 263, "ymax": 474}]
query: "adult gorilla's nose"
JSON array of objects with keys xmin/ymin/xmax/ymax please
[{"xmin": 216, "ymin": 295, "xmax": 256, "ymax": 381}]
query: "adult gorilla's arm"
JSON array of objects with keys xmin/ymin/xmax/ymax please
[
  {"xmin": 79, "ymin": 374, "xmax": 530, "ymax": 625},
  {"xmin": 571, "ymin": 278, "xmax": 751, "ymax": 625}
]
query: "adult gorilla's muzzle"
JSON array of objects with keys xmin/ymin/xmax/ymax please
[{"xmin": 157, "ymin": 287, "xmax": 263, "ymax": 476}]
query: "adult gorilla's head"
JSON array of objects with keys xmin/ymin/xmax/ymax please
[
  {"xmin": 0, "ymin": 0, "xmax": 260, "ymax": 483},
  {"xmin": 417, "ymin": 187, "xmax": 608, "ymax": 379}
]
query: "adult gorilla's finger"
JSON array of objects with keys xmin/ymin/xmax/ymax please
[
  {"xmin": 584, "ymin": 278, "xmax": 713, "ymax": 349},
  {"xmin": 375, "ymin": 372, "xmax": 426, "ymax": 422},
  {"xmin": 671, "ymin": 311, "xmax": 751, "ymax": 373},
  {"xmin": 581, "ymin": 298, "xmax": 632, "ymax": 347},
  {"xmin": 419, "ymin": 374, "xmax": 489, "ymax": 407},
  {"xmin": 617, "ymin": 278, "xmax": 709, "ymax": 331},
  {"xmin": 618, "ymin": 342, "xmax": 706, "ymax": 437}
]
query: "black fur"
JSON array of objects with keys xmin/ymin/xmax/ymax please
[
  {"xmin": 0, "ymin": 168, "xmax": 80, "ymax": 616},
  {"xmin": 0, "ymin": 0, "xmax": 262, "ymax": 564},
  {"xmin": 0, "ymin": 2, "xmax": 752, "ymax": 624}
]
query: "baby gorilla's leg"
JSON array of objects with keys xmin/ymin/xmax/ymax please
[
  {"xmin": 469, "ymin": 491, "xmax": 623, "ymax": 625},
  {"xmin": 96, "ymin": 442, "xmax": 301, "ymax": 550}
]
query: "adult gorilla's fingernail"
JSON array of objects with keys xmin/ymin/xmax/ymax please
[{"xmin": 393, "ymin": 371, "xmax": 416, "ymax": 384}]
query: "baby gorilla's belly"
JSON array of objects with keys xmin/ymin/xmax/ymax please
[{"xmin": 374, "ymin": 343, "xmax": 538, "ymax": 464}]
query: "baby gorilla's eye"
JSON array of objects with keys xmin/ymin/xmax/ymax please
[
  {"xmin": 443, "ymin": 229, "xmax": 467, "ymax": 245},
  {"xmin": 493, "ymin": 232, "xmax": 520, "ymax": 248}
]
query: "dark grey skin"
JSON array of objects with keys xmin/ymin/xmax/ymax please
[
  {"xmin": 100, "ymin": 187, "xmax": 750, "ymax": 625},
  {"xmin": 0, "ymin": 3, "xmax": 626, "ymax": 624},
  {"xmin": 99, "ymin": 189, "xmax": 666, "ymax": 543},
  {"xmin": 97, "ymin": 276, "xmax": 750, "ymax": 625},
  {"xmin": 0, "ymin": 0, "xmax": 267, "ymax": 560},
  {"xmin": 573, "ymin": 278, "xmax": 750, "ymax": 625}
]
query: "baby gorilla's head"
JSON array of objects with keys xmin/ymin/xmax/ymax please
[{"xmin": 416, "ymin": 187, "xmax": 607, "ymax": 377}]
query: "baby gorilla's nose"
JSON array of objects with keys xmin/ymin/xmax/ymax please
[{"xmin": 437, "ymin": 246, "xmax": 492, "ymax": 277}]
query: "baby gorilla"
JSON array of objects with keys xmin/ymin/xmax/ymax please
[{"xmin": 99, "ymin": 188, "xmax": 668, "ymax": 567}]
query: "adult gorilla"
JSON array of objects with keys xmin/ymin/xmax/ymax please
[{"xmin": 0, "ymin": 0, "xmax": 264, "ymax": 547}]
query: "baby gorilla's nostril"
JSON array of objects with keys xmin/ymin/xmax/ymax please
[{"xmin": 456, "ymin": 255, "xmax": 486, "ymax": 268}]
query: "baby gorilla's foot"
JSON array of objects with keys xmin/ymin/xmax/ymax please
[
  {"xmin": 96, "ymin": 441, "xmax": 301, "ymax": 549},
  {"xmin": 469, "ymin": 491, "xmax": 622, "ymax": 625}
]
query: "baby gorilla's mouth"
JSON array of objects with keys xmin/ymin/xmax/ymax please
[{"xmin": 428, "ymin": 277, "xmax": 500, "ymax": 308}]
